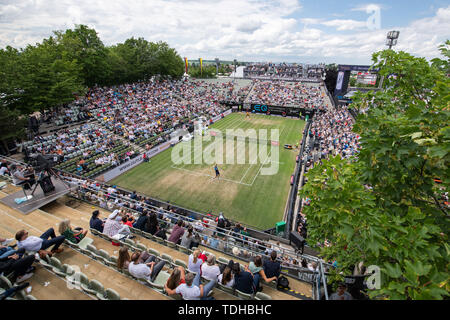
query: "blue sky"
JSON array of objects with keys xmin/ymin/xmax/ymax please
[{"xmin": 0, "ymin": 0, "xmax": 449, "ymax": 65}]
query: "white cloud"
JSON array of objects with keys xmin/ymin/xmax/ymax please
[{"xmin": 0, "ymin": 0, "xmax": 448, "ymax": 65}]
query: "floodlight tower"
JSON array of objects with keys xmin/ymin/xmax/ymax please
[{"xmin": 386, "ymin": 30, "xmax": 400, "ymax": 49}]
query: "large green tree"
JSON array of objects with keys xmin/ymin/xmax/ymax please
[
  {"xmin": 55, "ymin": 24, "xmax": 110, "ymax": 87},
  {"xmin": 299, "ymin": 44, "xmax": 449, "ymax": 300}
]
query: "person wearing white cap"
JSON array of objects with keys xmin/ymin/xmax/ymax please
[{"xmin": 103, "ymin": 210, "xmax": 131, "ymax": 238}]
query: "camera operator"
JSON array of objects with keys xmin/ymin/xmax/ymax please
[{"xmin": 10, "ymin": 164, "xmax": 35, "ymax": 189}]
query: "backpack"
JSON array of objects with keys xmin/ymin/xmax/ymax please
[{"xmin": 277, "ymin": 276, "xmax": 290, "ymax": 290}]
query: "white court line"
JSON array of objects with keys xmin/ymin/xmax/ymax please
[
  {"xmin": 171, "ymin": 165, "xmax": 252, "ymax": 186},
  {"xmin": 248, "ymin": 125, "xmax": 287, "ymax": 186}
]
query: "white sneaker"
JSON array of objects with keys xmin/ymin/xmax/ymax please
[
  {"xmin": 16, "ymin": 273, "xmax": 34, "ymax": 283},
  {"xmin": 1, "ymin": 238, "xmax": 13, "ymax": 246}
]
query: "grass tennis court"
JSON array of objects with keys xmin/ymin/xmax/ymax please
[{"xmin": 111, "ymin": 113, "xmax": 305, "ymax": 230}]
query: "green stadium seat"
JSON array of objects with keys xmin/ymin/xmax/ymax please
[
  {"xmin": 161, "ymin": 253, "xmax": 173, "ymax": 264},
  {"xmin": 217, "ymin": 282, "xmax": 235, "ymax": 295},
  {"xmin": 236, "ymin": 289, "xmax": 253, "ymax": 300},
  {"xmin": 254, "ymin": 292, "xmax": 272, "ymax": 300}
]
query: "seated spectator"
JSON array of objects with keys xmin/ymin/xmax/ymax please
[
  {"xmin": 0, "ymin": 244, "xmax": 17, "ymax": 259},
  {"xmin": 165, "ymin": 266, "xmax": 186, "ymax": 293},
  {"xmin": 201, "ymin": 255, "xmax": 221, "ymax": 281},
  {"xmin": 89, "ymin": 210, "xmax": 104, "ymax": 233},
  {"xmin": 329, "ymin": 283, "xmax": 353, "ymax": 300},
  {"xmin": 249, "ymin": 255, "xmax": 278, "ymax": 291},
  {"xmin": 188, "ymin": 249, "xmax": 206, "ymax": 274},
  {"xmin": 123, "ymin": 216, "xmax": 134, "ymax": 228},
  {"xmin": 117, "ymin": 247, "xmax": 131, "ymax": 270},
  {"xmin": 10, "ymin": 165, "xmax": 32, "ymax": 188},
  {"xmin": 103, "ymin": 210, "xmax": 131, "ymax": 238},
  {"xmin": 263, "ymin": 251, "xmax": 281, "ymax": 279},
  {"xmin": 180, "ymin": 225, "xmax": 194, "ymax": 249},
  {"xmin": 133, "ymin": 211, "xmax": 148, "ymax": 231},
  {"xmin": 144, "ymin": 212, "xmax": 166, "ymax": 239},
  {"xmin": 58, "ymin": 219, "xmax": 88, "ymax": 244},
  {"xmin": 218, "ymin": 266, "xmax": 234, "ymax": 288},
  {"xmin": 164, "ymin": 271, "xmax": 216, "ymax": 300},
  {"xmin": 0, "ymin": 165, "xmax": 9, "ymax": 176},
  {"xmin": 128, "ymin": 251, "xmax": 166, "ymax": 282},
  {"xmin": 232, "ymin": 262, "xmax": 254, "ymax": 294},
  {"xmin": 307, "ymin": 261, "xmax": 318, "ymax": 272},
  {"xmin": 0, "ymin": 282, "xmax": 30, "ymax": 300},
  {"xmin": 0, "ymin": 248, "xmax": 35, "ymax": 284},
  {"xmin": 207, "ymin": 234, "xmax": 219, "ymax": 249},
  {"xmin": 168, "ymin": 219, "xmax": 185, "ymax": 244},
  {"xmin": 0, "ymin": 237, "xmax": 13, "ymax": 246},
  {"xmin": 15, "ymin": 228, "xmax": 65, "ymax": 256}
]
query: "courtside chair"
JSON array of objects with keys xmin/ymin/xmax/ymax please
[
  {"xmin": 24, "ymin": 295, "xmax": 38, "ymax": 300},
  {"xmin": 236, "ymin": 289, "xmax": 253, "ymax": 300},
  {"xmin": 155, "ymin": 236, "xmax": 165, "ymax": 245},
  {"xmin": 255, "ymin": 292, "xmax": 272, "ymax": 300}
]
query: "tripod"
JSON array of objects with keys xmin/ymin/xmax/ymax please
[{"xmin": 25, "ymin": 167, "xmax": 71, "ymax": 198}]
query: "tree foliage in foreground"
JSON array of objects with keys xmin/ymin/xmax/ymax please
[{"xmin": 300, "ymin": 43, "xmax": 449, "ymax": 300}]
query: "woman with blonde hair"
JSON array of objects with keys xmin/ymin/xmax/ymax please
[
  {"xmin": 58, "ymin": 219, "xmax": 87, "ymax": 244},
  {"xmin": 188, "ymin": 249, "xmax": 206, "ymax": 275}
]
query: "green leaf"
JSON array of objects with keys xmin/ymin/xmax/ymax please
[{"xmin": 383, "ymin": 263, "xmax": 402, "ymax": 279}]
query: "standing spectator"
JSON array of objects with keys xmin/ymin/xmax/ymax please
[
  {"xmin": 180, "ymin": 225, "xmax": 194, "ymax": 249},
  {"xmin": 168, "ymin": 219, "xmax": 185, "ymax": 244}
]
